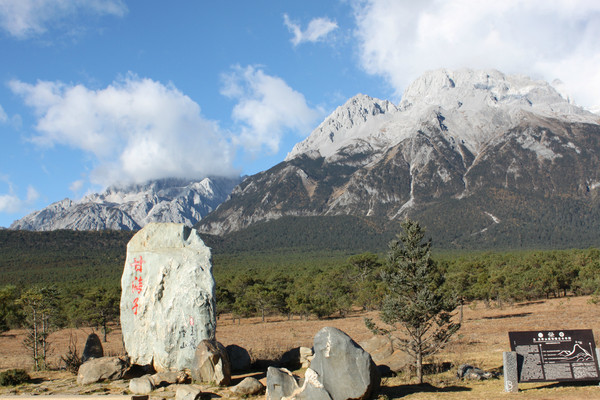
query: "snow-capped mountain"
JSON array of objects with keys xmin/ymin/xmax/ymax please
[
  {"xmin": 198, "ymin": 69, "xmax": 600, "ymax": 248},
  {"xmin": 11, "ymin": 177, "xmax": 242, "ymax": 231}
]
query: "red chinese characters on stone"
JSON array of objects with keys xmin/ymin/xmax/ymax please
[
  {"xmin": 132, "ymin": 297, "xmax": 139, "ymax": 315},
  {"xmin": 131, "ymin": 256, "xmax": 144, "ymax": 273},
  {"xmin": 131, "ymin": 256, "xmax": 145, "ymax": 316},
  {"xmin": 131, "ymin": 276, "xmax": 143, "ymax": 294}
]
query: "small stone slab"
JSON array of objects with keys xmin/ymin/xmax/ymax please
[
  {"xmin": 175, "ymin": 385, "xmax": 203, "ymax": 400},
  {"xmin": 266, "ymin": 367, "xmax": 299, "ymax": 400},
  {"xmin": 230, "ymin": 377, "xmax": 265, "ymax": 396},
  {"xmin": 129, "ymin": 375, "xmax": 155, "ymax": 395},
  {"xmin": 503, "ymin": 351, "xmax": 519, "ymax": 393}
]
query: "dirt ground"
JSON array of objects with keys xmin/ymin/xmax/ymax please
[{"xmin": 1, "ymin": 295, "xmax": 600, "ymax": 399}]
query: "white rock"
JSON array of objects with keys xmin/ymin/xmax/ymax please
[{"xmin": 120, "ymin": 223, "xmax": 216, "ymax": 371}]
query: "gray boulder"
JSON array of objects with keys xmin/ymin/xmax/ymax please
[
  {"xmin": 176, "ymin": 385, "xmax": 203, "ymax": 400},
  {"xmin": 266, "ymin": 367, "xmax": 299, "ymax": 400},
  {"xmin": 359, "ymin": 335, "xmax": 411, "ymax": 374},
  {"xmin": 359, "ymin": 335, "xmax": 393, "ymax": 363},
  {"xmin": 129, "ymin": 374, "xmax": 155, "ymax": 394},
  {"xmin": 310, "ymin": 327, "xmax": 380, "ymax": 400},
  {"xmin": 81, "ymin": 333, "xmax": 103, "ymax": 363},
  {"xmin": 230, "ymin": 377, "xmax": 265, "ymax": 396},
  {"xmin": 191, "ymin": 340, "xmax": 231, "ymax": 386},
  {"xmin": 120, "ymin": 223, "xmax": 216, "ymax": 372},
  {"xmin": 77, "ymin": 356, "xmax": 129, "ymax": 385},
  {"xmin": 225, "ymin": 344, "xmax": 251, "ymax": 372},
  {"xmin": 457, "ymin": 364, "xmax": 494, "ymax": 380}
]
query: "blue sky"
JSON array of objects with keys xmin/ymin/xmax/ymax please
[{"xmin": 1, "ymin": 0, "xmax": 599, "ymax": 228}]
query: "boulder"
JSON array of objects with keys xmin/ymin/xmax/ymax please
[
  {"xmin": 266, "ymin": 367, "xmax": 299, "ymax": 400},
  {"xmin": 81, "ymin": 333, "xmax": 103, "ymax": 363},
  {"xmin": 191, "ymin": 340, "xmax": 231, "ymax": 386},
  {"xmin": 77, "ymin": 356, "xmax": 129, "ymax": 385},
  {"xmin": 310, "ymin": 327, "xmax": 380, "ymax": 400},
  {"xmin": 120, "ymin": 223, "xmax": 216, "ymax": 372},
  {"xmin": 457, "ymin": 364, "xmax": 494, "ymax": 380},
  {"xmin": 359, "ymin": 335, "xmax": 410, "ymax": 373},
  {"xmin": 377, "ymin": 350, "xmax": 412, "ymax": 373},
  {"xmin": 225, "ymin": 344, "xmax": 251, "ymax": 372},
  {"xmin": 176, "ymin": 385, "xmax": 203, "ymax": 400},
  {"xmin": 359, "ymin": 335, "xmax": 393, "ymax": 363},
  {"xmin": 151, "ymin": 370, "xmax": 190, "ymax": 387},
  {"xmin": 129, "ymin": 374, "xmax": 155, "ymax": 394},
  {"xmin": 230, "ymin": 376, "xmax": 265, "ymax": 396}
]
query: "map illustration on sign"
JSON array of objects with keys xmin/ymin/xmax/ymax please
[
  {"xmin": 509, "ymin": 329, "xmax": 600, "ymax": 383},
  {"xmin": 557, "ymin": 344, "xmax": 594, "ymax": 362}
]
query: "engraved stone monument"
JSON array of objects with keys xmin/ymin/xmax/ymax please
[{"xmin": 120, "ymin": 223, "xmax": 216, "ymax": 371}]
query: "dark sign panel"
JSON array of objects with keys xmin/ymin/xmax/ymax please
[{"xmin": 509, "ymin": 329, "xmax": 599, "ymax": 382}]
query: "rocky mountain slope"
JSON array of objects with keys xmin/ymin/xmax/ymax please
[
  {"xmin": 198, "ymin": 69, "xmax": 600, "ymax": 248},
  {"xmin": 11, "ymin": 177, "xmax": 241, "ymax": 231}
]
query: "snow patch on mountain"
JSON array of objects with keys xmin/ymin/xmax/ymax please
[
  {"xmin": 287, "ymin": 69, "xmax": 600, "ymax": 163},
  {"xmin": 286, "ymin": 94, "xmax": 399, "ymax": 160}
]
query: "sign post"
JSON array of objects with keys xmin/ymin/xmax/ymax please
[{"xmin": 505, "ymin": 329, "xmax": 600, "ymax": 392}]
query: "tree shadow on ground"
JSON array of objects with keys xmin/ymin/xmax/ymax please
[
  {"xmin": 481, "ymin": 312, "xmax": 531, "ymax": 319},
  {"xmin": 379, "ymin": 382, "xmax": 471, "ymax": 398}
]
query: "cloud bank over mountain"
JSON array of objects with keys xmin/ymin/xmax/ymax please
[{"xmin": 354, "ymin": 0, "xmax": 600, "ymax": 111}]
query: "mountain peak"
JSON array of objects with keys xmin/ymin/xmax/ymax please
[
  {"xmin": 286, "ymin": 69, "xmax": 599, "ymax": 162},
  {"xmin": 400, "ymin": 68, "xmax": 593, "ymax": 120},
  {"xmin": 285, "ymin": 94, "xmax": 398, "ymax": 160}
]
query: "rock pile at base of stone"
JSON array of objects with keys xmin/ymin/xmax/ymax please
[
  {"xmin": 76, "ymin": 356, "xmax": 129, "ymax": 385},
  {"xmin": 120, "ymin": 223, "xmax": 216, "ymax": 372},
  {"xmin": 191, "ymin": 340, "xmax": 231, "ymax": 386},
  {"xmin": 266, "ymin": 327, "xmax": 380, "ymax": 400}
]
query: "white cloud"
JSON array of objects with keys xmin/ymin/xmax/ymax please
[
  {"xmin": 353, "ymin": 0, "xmax": 600, "ymax": 109},
  {"xmin": 0, "ymin": 104, "xmax": 6, "ymax": 123},
  {"xmin": 0, "ymin": 0, "xmax": 127, "ymax": 39},
  {"xmin": 283, "ymin": 14, "xmax": 338, "ymax": 46},
  {"xmin": 26, "ymin": 185, "xmax": 39, "ymax": 203},
  {"xmin": 221, "ymin": 65, "xmax": 322, "ymax": 153},
  {"xmin": 10, "ymin": 75, "xmax": 237, "ymax": 187},
  {"xmin": 0, "ymin": 175, "xmax": 38, "ymax": 213},
  {"xmin": 69, "ymin": 179, "xmax": 84, "ymax": 193}
]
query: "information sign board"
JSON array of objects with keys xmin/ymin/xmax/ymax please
[{"xmin": 509, "ymin": 329, "xmax": 600, "ymax": 382}]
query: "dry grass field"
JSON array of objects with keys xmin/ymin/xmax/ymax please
[{"xmin": 1, "ymin": 295, "xmax": 600, "ymax": 399}]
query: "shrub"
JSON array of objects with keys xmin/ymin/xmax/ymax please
[{"xmin": 0, "ymin": 369, "xmax": 30, "ymax": 386}]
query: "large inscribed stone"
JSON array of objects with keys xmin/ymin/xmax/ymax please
[{"xmin": 120, "ymin": 223, "xmax": 216, "ymax": 371}]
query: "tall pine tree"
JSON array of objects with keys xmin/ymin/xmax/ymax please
[{"xmin": 366, "ymin": 219, "xmax": 460, "ymax": 383}]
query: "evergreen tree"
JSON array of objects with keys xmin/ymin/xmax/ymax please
[
  {"xmin": 78, "ymin": 286, "xmax": 120, "ymax": 342},
  {"xmin": 365, "ymin": 219, "xmax": 460, "ymax": 384},
  {"xmin": 18, "ymin": 286, "xmax": 60, "ymax": 370},
  {"xmin": 0, "ymin": 285, "xmax": 20, "ymax": 333}
]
